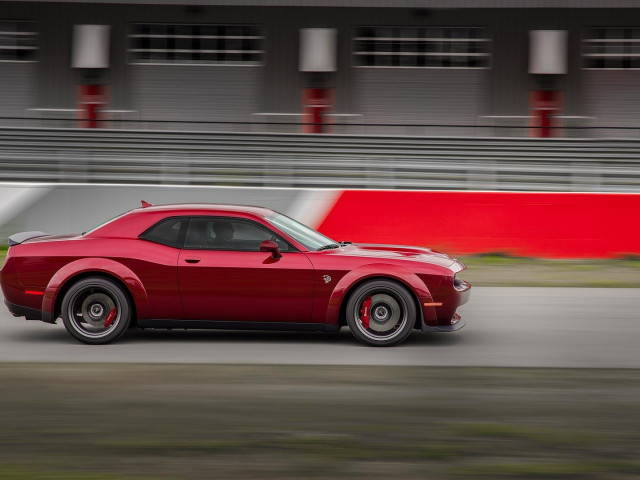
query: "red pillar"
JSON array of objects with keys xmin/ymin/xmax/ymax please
[
  {"xmin": 529, "ymin": 90, "xmax": 563, "ymax": 138},
  {"xmin": 78, "ymin": 84, "xmax": 108, "ymax": 128},
  {"xmin": 302, "ymin": 88, "xmax": 334, "ymax": 134}
]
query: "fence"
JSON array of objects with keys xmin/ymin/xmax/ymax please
[
  {"xmin": 5, "ymin": 114, "xmax": 640, "ymax": 137},
  {"xmin": 1, "ymin": 125, "xmax": 639, "ymax": 192}
]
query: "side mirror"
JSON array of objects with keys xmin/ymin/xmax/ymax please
[{"xmin": 260, "ymin": 240, "xmax": 282, "ymax": 259}]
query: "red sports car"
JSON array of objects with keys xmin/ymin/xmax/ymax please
[{"xmin": 1, "ymin": 203, "xmax": 470, "ymax": 346}]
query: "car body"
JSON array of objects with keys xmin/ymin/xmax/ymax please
[{"xmin": 1, "ymin": 203, "xmax": 470, "ymax": 346}]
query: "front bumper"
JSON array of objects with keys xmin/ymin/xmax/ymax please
[
  {"xmin": 455, "ymin": 279, "xmax": 471, "ymax": 307},
  {"xmin": 422, "ymin": 319, "xmax": 466, "ymax": 332},
  {"xmin": 421, "ymin": 279, "xmax": 471, "ymax": 332}
]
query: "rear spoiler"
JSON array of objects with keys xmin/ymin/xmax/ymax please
[{"xmin": 8, "ymin": 231, "xmax": 49, "ymax": 247}]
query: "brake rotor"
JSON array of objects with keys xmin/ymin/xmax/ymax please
[
  {"xmin": 80, "ymin": 292, "xmax": 116, "ymax": 328},
  {"xmin": 367, "ymin": 293, "xmax": 401, "ymax": 333}
]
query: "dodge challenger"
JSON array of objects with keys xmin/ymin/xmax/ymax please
[{"xmin": 1, "ymin": 203, "xmax": 470, "ymax": 346}]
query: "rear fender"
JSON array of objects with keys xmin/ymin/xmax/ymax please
[
  {"xmin": 325, "ymin": 263, "xmax": 435, "ymax": 327},
  {"xmin": 42, "ymin": 258, "xmax": 149, "ymax": 322}
]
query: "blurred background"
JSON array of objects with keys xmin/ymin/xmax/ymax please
[
  {"xmin": 1, "ymin": 0, "xmax": 640, "ymax": 261},
  {"xmin": 1, "ymin": 1, "xmax": 640, "ymax": 479}
]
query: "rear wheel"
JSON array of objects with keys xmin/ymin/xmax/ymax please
[
  {"xmin": 345, "ymin": 279, "xmax": 416, "ymax": 347},
  {"xmin": 61, "ymin": 277, "xmax": 131, "ymax": 345}
]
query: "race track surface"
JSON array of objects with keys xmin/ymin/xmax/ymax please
[{"xmin": 1, "ymin": 287, "xmax": 638, "ymax": 367}]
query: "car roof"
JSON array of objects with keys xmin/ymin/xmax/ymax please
[
  {"xmin": 83, "ymin": 203, "xmax": 282, "ymax": 239},
  {"xmin": 134, "ymin": 203, "xmax": 276, "ymax": 218}
]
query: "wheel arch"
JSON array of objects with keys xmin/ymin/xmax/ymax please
[
  {"xmin": 53, "ymin": 271, "xmax": 139, "ymax": 327},
  {"xmin": 43, "ymin": 258, "xmax": 148, "ymax": 324},
  {"xmin": 326, "ymin": 264, "xmax": 434, "ymax": 329}
]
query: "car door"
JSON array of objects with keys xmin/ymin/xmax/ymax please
[
  {"xmin": 136, "ymin": 215, "xmax": 187, "ymax": 320},
  {"xmin": 177, "ymin": 216, "xmax": 315, "ymax": 323}
]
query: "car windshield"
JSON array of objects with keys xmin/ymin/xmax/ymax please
[{"xmin": 265, "ymin": 213, "xmax": 338, "ymax": 251}]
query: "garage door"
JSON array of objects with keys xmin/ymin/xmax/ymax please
[
  {"xmin": 582, "ymin": 28, "xmax": 640, "ymax": 137},
  {"xmin": 0, "ymin": 63, "xmax": 37, "ymax": 119},
  {"xmin": 0, "ymin": 20, "xmax": 38, "ymax": 121},
  {"xmin": 583, "ymin": 71, "xmax": 640, "ymax": 137},
  {"xmin": 128, "ymin": 23, "xmax": 263, "ymax": 130},
  {"xmin": 352, "ymin": 26, "xmax": 490, "ymax": 136},
  {"xmin": 131, "ymin": 65, "xmax": 261, "ymax": 127},
  {"xmin": 354, "ymin": 69, "xmax": 488, "ymax": 136}
]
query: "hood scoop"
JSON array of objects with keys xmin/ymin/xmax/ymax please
[{"xmin": 354, "ymin": 243, "xmax": 433, "ymax": 256}]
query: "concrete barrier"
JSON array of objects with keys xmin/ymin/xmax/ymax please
[
  {"xmin": 317, "ymin": 190, "xmax": 640, "ymax": 259},
  {"xmin": 0, "ymin": 183, "xmax": 323, "ymax": 240},
  {"xmin": 1, "ymin": 183, "xmax": 638, "ymax": 259}
]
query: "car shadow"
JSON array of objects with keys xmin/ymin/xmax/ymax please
[
  {"xmin": 120, "ymin": 328, "xmax": 354, "ymax": 345},
  {"xmin": 121, "ymin": 328, "xmax": 464, "ymax": 347},
  {"xmin": 5, "ymin": 324, "xmax": 464, "ymax": 348},
  {"xmin": 403, "ymin": 331, "xmax": 463, "ymax": 347},
  {"xmin": 4, "ymin": 325, "xmax": 77, "ymax": 344}
]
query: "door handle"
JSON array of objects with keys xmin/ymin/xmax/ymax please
[{"xmin": 184, "ymin": 258, "xmax": 201, "ymax": 264}]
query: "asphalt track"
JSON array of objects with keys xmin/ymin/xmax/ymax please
[{"xmin": 0, "ymin": 287, "xmax": 638, "ymax": 367}]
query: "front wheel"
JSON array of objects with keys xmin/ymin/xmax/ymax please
[
  {"xmin": 61, "ymin": 277, "xmax": 132, "ymax": 345},
  {"xmin": 345, "ymin": 279, "xmax": 416, "ymax": 347}
]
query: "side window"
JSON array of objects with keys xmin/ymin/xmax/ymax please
[
  {"xmin": 184, "ymin": 217, "xmax": 291, "ymax": 252},
  {"xmin": 140, "ymin": 217, "xmax": 186, "ymax": 248}
]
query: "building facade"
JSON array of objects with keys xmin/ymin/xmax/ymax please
[{"xmin": 2, "ymin": 0, "xmax": 640, "ymax": 136}]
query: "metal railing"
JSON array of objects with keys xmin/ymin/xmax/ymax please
[
  {"xmin": 0, "ymin": 125, "xmax": 639, "ymax": 192},
  {"xmin": 6, "ymin": 114, "xmax": 640, "ymax": 137}
]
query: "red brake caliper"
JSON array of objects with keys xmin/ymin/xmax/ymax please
[
  {"xmin": 104, "ymin": 308, "xmax": 117, "ymax": 328},
  {"xmin": 360, "ymin": 296, "xmax": 372, "ymax": 329}
]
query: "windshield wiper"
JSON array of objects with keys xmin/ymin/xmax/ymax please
[{"xmin": 316, "ymin": 243, "xmax": 340, "ymax": 251}]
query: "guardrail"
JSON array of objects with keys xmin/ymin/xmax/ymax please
[
  {"xmin": 1, "ymin": 126, "xmax": 640, "ymax": 192},
  {"xmin": 6, "ymin": 114, "xmax": 640, "ymax": 137}
]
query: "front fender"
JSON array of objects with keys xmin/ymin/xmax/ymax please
[
  {"xmin": 42, "ymin": 258, "xmax": 149, "ymax": 322},
  {"xmin": 325, "ymin": 263, "xmax": 436, "ymax": 327}
]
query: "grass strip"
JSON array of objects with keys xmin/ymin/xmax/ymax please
[{"xmin": 0, "ymin": 365, "xmax": 638, "ymax": 479}]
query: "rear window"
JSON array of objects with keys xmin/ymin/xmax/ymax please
[{"xmin": 140, "ymin": 217, "xmax": 187, "ymax": 248}]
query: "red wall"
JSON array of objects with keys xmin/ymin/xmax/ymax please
[{"xmin": 316, "ymin": 191, "xmax": 640, "ymax": 259}]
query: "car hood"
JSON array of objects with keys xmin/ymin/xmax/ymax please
[{"xmin": 333, "ymin": 243, "xmax": 465, "ymax": 271}]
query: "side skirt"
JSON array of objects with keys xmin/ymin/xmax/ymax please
[{"xmin": 137, "ymin": 319, "xmax": 339, "ymax": 333}]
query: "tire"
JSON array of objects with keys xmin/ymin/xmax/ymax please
[
  {"xmin": 345, "ymin": 279, "xmax": 416, "ymax": 347},
  {"xmin": 61, "ymin": 277, "xmax": 132, "ymax": 345}
]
